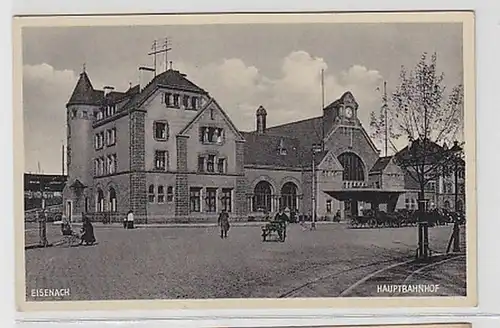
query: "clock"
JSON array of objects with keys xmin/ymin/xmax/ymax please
[{"xmin": 345, "ymin": 106, "xmax": 353, "ymax": 118}]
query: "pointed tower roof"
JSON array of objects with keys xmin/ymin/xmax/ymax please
[
  {"xmin": 256, "ymin": 105, "xmax": 267, "ymax": 116},
  {"xmin": 67, "ymin": 71, "xmax": 103, "ymax": 107}
]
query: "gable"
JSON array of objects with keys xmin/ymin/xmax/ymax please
[
  {"xmin": 383, "ymin": 159, "xmax": 404, "ymax": 175},
  {"xmin": 317, "ymin": 150, "xmax": 343, "ymax": 171},
  {"xmin": 178, "ymin": 98, "xmax": 244, "ymax": 141}
]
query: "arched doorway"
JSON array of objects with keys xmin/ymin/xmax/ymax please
[
  {"xmin": 96, "ymin": 188, "xmax": 104, "ymax": 212},
  {"xmin": 109, "ymin": 187, "xmax": 117, "ymax": 212},
  {"xmin": 280, "ymin": 182, "xmax": 298, "ymax": 211},
  {"xmin": 338, "ymin": 152, "xmax": 365, "ymax": 218},
  {"xmin": 338, "ymin": 152, "xmax": 365, "ymax": 181},
  {"xmin": 253, "ymin": 181, "xmax": 272, "ymax": 213}
]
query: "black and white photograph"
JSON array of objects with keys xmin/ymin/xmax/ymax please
[{"xmin": 14, "ymin": 12, "xmax": 476, "ymax": 311}]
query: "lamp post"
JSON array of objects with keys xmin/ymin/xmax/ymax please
[
  {"xmin": 450, "ymin": 141, "xmax": 463, "ymax": 253},
  {"xmin": 311, "ymin": 143, "xmax": 323, "ymax": 230}
]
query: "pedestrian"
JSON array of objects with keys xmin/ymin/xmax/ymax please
[
  {"xmin": 80, "ymin": 214, "xmax": 96, "ymax": 246},
  {"xmin": 274, "ymin": 208, "xmax": 289, "ymax": 241},
  {"xmin": 126, "ymin": 210, "xmax": 134, "ymax": 229},
  {"xmin": 217, "ymin": 209, "xmax": 230, "ymax": 239},
  {"xmin": 334, "ymin": 209, "xmax": 341, "ymax": 222},
  {"xmin": 38, "ymin": 210, "xmax": 48, "ymax": 247}
]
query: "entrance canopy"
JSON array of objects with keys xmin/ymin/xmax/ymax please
[{"xmin": 324, "ymin": 189, "xmax": 406, "ymax": 203}]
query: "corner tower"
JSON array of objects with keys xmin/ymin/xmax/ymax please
[
  {"xmin": 63, "ymin": 69, "xmax": 101, "ymax": 219},
  {"xmin": 256, "ymin": 105, "xmax": 267, "ymax": 134}
]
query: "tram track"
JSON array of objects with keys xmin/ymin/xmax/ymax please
[{"xmin": 279, "ymin": 252, "xmax": 465, "ymax": 298}]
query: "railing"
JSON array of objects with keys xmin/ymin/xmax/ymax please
[{"xmin": 342, "ymin": 181, "xmax": 381, "ymax": 189}]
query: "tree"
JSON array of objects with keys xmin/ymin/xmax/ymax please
[{"xmin": 370, "ymin": 52, "xmax": 465, "ymax": 259}]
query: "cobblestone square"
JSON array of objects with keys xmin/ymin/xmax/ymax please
[{"xmin": 24, "ymin": 223, "xmax": 466, "ymax": 301}]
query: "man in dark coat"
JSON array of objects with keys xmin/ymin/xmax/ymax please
[
  {"xmin": 274, "ymin": 208, "xmax": 289, "ymax": 241},
  {"xmin": 217, "ymin": 210, "xmax": 230, "ymax": 239}
]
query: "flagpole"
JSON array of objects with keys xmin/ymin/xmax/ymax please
[{"xmin": 383, "ymin": 81, "xmax": 388, "ymax": 157}]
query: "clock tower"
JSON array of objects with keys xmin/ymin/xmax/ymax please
[{"xmin": 338, "ymin": 91, "xmax": 359, "ymax": 124}]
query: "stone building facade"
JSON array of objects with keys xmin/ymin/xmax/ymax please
[{"xmin": 63, "ymin": 65, "xmax": 465, "ymax": 223}]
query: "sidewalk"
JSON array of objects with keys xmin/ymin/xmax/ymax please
[{"xmin": 71, "ymin": 220, "xmax": 343, "ymax": 229}]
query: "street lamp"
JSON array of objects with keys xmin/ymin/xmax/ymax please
[
  {"xmin": 449, "ymin": 141, "xmax": 463, "ymax": 253},
  {"xmin": 311, "ymin": 143, "xmax": 323, "ymax": 230}
]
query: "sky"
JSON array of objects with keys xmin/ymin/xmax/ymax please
[{"xmin": 22, "ymin": 22, "xmax": 464, "ymax": 174}]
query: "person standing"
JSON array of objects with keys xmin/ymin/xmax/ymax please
[
  {"xmin": 274, "ymin": 208, "xmax": 289, "ymax": 241},
  {"xmin": 217, "ymin": 210, "xmax": 230, "ymax": 239},
  {"xmin": 126, "ymin": 210, "xmax": 134, "ymax": 229}
]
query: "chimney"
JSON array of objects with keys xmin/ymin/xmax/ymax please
[
  {"xmin": 256, "ymin": 105, "xmax": 267, "ymax": 134},
  {"xmin": 103, "ymin": 86, "xmax": 115, "ymax": 96},
  {"xmin": 139, "ymin": 66, "xmax": 155, "ymax": 91}
]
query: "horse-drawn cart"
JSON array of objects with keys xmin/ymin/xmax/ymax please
[{"xmin": 261, "ymin": 221, "xmax": 286, "ymax": 242}]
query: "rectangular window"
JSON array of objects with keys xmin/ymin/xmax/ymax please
[
  {"xmin": 207, "ymin": 155, "xmax": 215, "ymax": 173},
  {"xmin": 326, "ymin": 200, "xmax": 332, "ymax": 213},
  {"xmin": 167, "ymin": 186, "xmax": 174, "ymax": 202},
  {"xmin": 173, "ymin": 94, "xmax": 180, "ymax": 108},
  {"xmin": 154, "ymin": 150, "xmax": 167, "ymax": 171},
  {"xmin": 200, "ymin": 127, "xmax": 224, "ymax": 144},
  {"xmin": 157, "ymin": 185, "xmax": 165, "ymax": 203},
  {"xmin": 427, "ymin": 181, "xmax": 436, "ymax": 192},
  {"xmin": 405, "ymin": 198, "xmax": 410, "ymax": 209},
  {"xmin": 106, "ymin": 128, "xmax": 116, "ymax": 146},
  {"xmin": 190, "ymin": 97, "xmax": 198, "ymax": 110},
  {"xmin": 183, "ymin": 95, "xmax": 189, "ymax": 108},
  {"xmin": 217, "ymin": 158, "xmax": 225, "ymax": 173},
  {"xmin": 106, "ymin": 156, "xmax": 112, "ymax": 173},
  {"xmin": 206, "ymin": 188, "xmax": 217, "ymax": 213},
  {"xmin": 99, "ymin": 157, "xmax": 104, "ymax": 175},
  {"xmin": 148, "ymin": 184, "xmax": 155, "ymax": 203},
  {"xmin": 165, "ymin": 93, "xmax": 172, "ymax": 106},
  {"xmin": 197, "ymin": 156, "xmax": 205, "ymax": 172},
  {"xmin": 154, "ymin": 122, "xmax": 168, "ymax": 141},
  {"xmin": 189, "ymin": 187, "xmax": 201, "ymax": 212},
  {"xmin": 221, "ymin": 188, "xmax": 232, "ymax": 212}
]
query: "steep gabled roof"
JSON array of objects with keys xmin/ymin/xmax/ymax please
[
  {"xmin": 120, "ymin": 69, "xmax": 209, "ymax": 112},
  {"xmin": 263, "ymin": 116, "xmax": 323, "ymax": 149},
  {"xmin": 369, "ymin": 156, "xmax": 393, "ymax": 173},
  {"xmin": 241, "ymin": 132, "xmax": 312, "ymax": 168},
  {"xmin": 67, "ymin": 72, "xmax": 103, "ymax": 106},
  {"xmin": 178, "ymin": 98, "xmax": 244, "ymax": 141}
]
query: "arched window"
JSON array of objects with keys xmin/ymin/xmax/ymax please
[
  {"xmin": 96, "ymin": 188, "xmax": 104, "ymax": 212},
  {"xmin": 148, "ymin": 184, "xmax": 155, "ymax": 203},
  {"xmin": 253, "ymin": 181, "xmax": 272, "ymax": 213},
  {"xmin": 109, "ymin": 187, "xmax": 117, "ymax": 212},
  {"xmin": 338, "ymin": 152, "xmax": 365, "ymax": 181},
  {"xmin": 444, "ymin": 200, "xmax": 450, "ymax": 209},
  {"xmin": 280, "ymin": 182, "xmax": 298, "ymax": 211}
]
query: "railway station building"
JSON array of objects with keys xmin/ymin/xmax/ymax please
[{"xmin": 62, "ymin": 64, "xmax": 465, "ymax": 223}]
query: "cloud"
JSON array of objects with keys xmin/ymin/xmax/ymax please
[
  {"xmin": 23, "ymin": 63, "xmax": 79, "ymax": 174},
  {"xmin": 24, "ymin": 53, "xmax": 385, "ymax": 173},
  {"xmin": 177, "ymin": 51, "xmax": 384, "ymax": 132}
]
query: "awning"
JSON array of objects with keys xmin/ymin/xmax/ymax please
[{"xmin": 323, "ymin": 189, "xmax": 406, "ymax": 202}]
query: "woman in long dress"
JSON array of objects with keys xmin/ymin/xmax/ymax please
[{"xmin": 80, "ymin": 215, "xmax": 96, "ymax": 245}]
